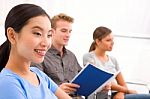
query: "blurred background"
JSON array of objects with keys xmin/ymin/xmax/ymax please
[{"xmin": 1, "ymin": 0, "xmax": 150, "ymax": 92}]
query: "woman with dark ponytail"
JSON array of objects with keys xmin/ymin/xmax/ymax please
[
  {"xmin": 83, "ymin": 26, "xmax": 150, "ymax": 99},
  {"xmin": 0, "ymin": 3, "xmax": 71, "ymax": 99}
]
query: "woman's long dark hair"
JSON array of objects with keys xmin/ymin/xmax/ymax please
[
  {"xmin": 89, "ymin": 26, "xmax": 112, "ymax": 52},
  {"xmin": 0, "ymin": 4, "xmax": 50, "ymax": 71}
]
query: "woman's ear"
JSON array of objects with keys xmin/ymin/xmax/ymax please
[
  {"xmin": 95, "ymin": 39, "xmax": 101, "ymax": 45},
  {"xmin": 7, "ymin": 27, "xmax": 17, "ymax": 44}
]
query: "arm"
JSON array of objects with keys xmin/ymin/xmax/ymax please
[
  {"xmin": 34, "ymin": 67, "xmax": 73, "ymax": 99},
  {"xmin": 111, "ymin": 72, "xmax": 137, "ymax": 94},
  {"xmin": 42, "ymin": 70, "xmax": 75, "ymax": 98},
  {"xmin": 55, "ymin": 87, "xmax": 72, "ymax": 99},
  {"xmin": 111, "ymin": 72, "xmax": 137, "ymax": 99},
  {"xmin": 111, "ymin": 72, "xmax": 128, "ymax": 93}
]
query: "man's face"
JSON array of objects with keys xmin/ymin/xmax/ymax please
[{"xmin": 52, "ymin": 20, "xmax": 72, "ymax": 46}]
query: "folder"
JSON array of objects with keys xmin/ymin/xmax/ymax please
[{"xmin": 71, "ymin": 63, "xmax": 118, "ymax": 96}]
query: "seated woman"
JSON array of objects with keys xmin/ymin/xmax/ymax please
[{"xmin": 83, "ymin": 26, "xmax": 150, "ymax": 99}]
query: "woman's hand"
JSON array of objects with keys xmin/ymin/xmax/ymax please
[{"xmin": 102, "ymin": 82, "xmax": 111, "ymax": 91}]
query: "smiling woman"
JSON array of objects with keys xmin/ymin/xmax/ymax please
[{"xmin": 0, "ymin": 3, "xmax": 71, "ymax": 99}]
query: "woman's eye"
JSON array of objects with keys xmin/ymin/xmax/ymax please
[{"xmin": 33, "ymin": 32, "xmax": 41, "ymax": 36}]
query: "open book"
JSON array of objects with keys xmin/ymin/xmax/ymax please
[{"xmin": 71, "ymin": 63, "xmax": 119, "ymax": 97}]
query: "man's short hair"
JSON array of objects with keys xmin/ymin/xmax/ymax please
[{"xmin": 51, "ymin": 13, "xmax": 74, "ymax": 29}]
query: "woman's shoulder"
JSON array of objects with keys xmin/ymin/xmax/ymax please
[
  {"xmin": 0, "ymin": 68, "xmax": 23, "ymax": 82},
  {"xmin": 83, "ymin": 51, "xmax": 94, "ymax": 57},
  {"xmin": 0, "ymin": 69, "xmax": 25, "ymax": 92},
  {"xmin": 108, "ymin": 55, "xmax": 117, "ymax": 62},
  {"xmin": 108, "ymin": 55, "xmax": 121, "ymax": 72}
]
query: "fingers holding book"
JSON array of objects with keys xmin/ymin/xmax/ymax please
[
  {"xmin": 102, "ymin": 82, "xmax": 111, "ymax": 91},
  {"xmin": 60, "ymin": 82, "xmax": 80, "ymax": 94}
]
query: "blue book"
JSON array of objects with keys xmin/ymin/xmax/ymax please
[{"xmin": 71, "ymin": 63, "xmax": 118, "ymax": 97}]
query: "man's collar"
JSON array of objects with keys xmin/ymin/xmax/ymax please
[{"xmin": 49, "ymin": 45, "xmax": 67, "ymax": 55}]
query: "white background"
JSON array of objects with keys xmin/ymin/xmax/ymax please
[{"xmin": 1, "ymin": 0, "xmax": 150, "ymax": 85}]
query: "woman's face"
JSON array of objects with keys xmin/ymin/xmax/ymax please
[
  {"xmin": 14, "ymin": 16, "xmax": 52, "ymax": 63},
  {"xmin": 97, "ymin": 33, "xmax": 114, "ymax": 51}
]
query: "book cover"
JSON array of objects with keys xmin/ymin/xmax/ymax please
[{"xmin": 71, "ymin": 63, "xmax": 118, "ymax": 97}]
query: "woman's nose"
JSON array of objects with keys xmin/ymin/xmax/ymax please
[{"xmin": 41, "ymin": 37, "xmax": 51, "ymax": 48}]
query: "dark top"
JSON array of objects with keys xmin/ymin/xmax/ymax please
[{"xmin": 32, "ymin": 45, "xmax": 82, "ymax": 85}]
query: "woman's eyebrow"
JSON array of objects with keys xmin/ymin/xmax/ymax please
[{"xmin": 32, "ymin": 26, "xmax": 43, "ymax": 31}]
